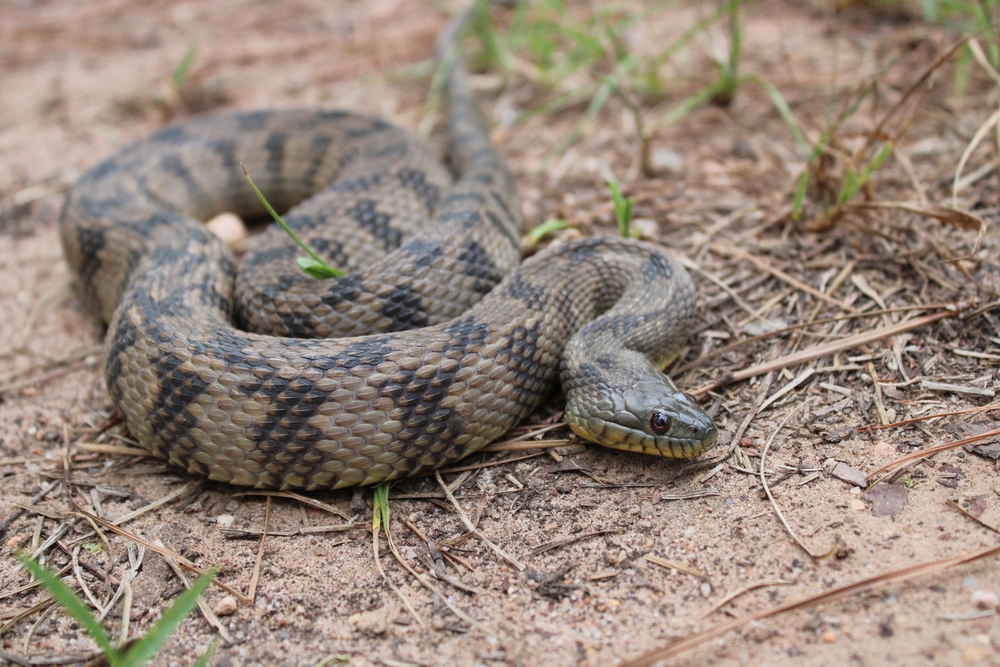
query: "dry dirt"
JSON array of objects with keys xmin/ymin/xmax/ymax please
[{"xmin": 1, "ymin": 1, "xmax": 1000, "ymax": 666}]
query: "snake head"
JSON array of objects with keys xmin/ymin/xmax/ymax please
[{"xmin": 567, "ymin": 378, "xmax": 718, "ymax": 459}]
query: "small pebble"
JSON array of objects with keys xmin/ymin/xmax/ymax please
[
  {"xmin": 213, "ymin": 596, "xmax": 239, "ymax": 617},
  {"xmin": 822, "ymin": 630, "xmax": 836, "ymax": 643},
  {"xmin": 206, "ymin": 212, "xmax": 248, "ymax": 247},
  {"xmin": 648, "ymin": 147, "xmax": 684, "ymax": 173},
  {"xmin": 971, "ymin": 590, "xmax": 999, "ymax": 610},
  {"xmin": 632, "ymin": 218, "xmax": 659, "ymax": 241},
  {"xmin": 962, "ymin": 646, "xmax": 992, "ymax": 664},
  {"xmin": 352, "ymin": 606, "xmax": 393, "ymax": 635},
  {"xmin": 216, "ymin": 514, "xmax": 235, "ymax": 529},
  {"xmin": 872, "ymin": 441, "xmax": 895, "ymax": 459}
]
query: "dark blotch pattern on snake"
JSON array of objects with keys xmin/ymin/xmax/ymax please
[{"xmin": 59, "ymin": 9, "xmax": 717, "ymax": 490}]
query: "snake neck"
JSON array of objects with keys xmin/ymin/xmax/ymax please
[{"xmin": 527, "ymin": 237, "xmax": 716, "ymax": 459}]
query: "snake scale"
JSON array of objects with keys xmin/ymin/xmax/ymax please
[{"xmin": 59, "ymin": 9, "xmax": 717, "ymax": 491}]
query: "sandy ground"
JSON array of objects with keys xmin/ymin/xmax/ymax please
[{"xmin": 1, "ymin": 1, "xmax": 1000, "ymax": 665}]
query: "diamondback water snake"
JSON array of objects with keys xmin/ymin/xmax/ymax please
[{"xmin": 59, "ymin": 8, "xmax": 717, "ymax": 490}]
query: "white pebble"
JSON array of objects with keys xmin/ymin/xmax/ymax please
[
  {"xmin": 206, "ymin": 212, "xmax": 248, "ymax": 247},
  {"xmin": 971, "ymin": 590, "xmax": 999, "ymax": 610}
]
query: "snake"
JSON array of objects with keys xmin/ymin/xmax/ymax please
[{"xmin": 58, "ymin": 8, "xmax": 717, "ymax": 491}]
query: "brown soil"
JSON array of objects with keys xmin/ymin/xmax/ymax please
[{"xmin": 1, "ymin": 1, "xmax": 999, "ymax": 666}]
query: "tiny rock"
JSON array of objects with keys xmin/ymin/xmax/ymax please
[
  {"xmin": 827, "ymin": 461, "xmax": 868, "ymax": 488},
  {"xmin": 822, "ymin": 630, "xmax": 836, "ymax": 643},
  {"xmin": 962, "ymin": 646, "xmax": 992, "ymax": 664},
  {"xmin": 632, "ymin": 218, "xmax": 659, "ymax": 241},
  {"xmin": 213, "ymin": 596, "xmax": 238, "ymax": 617},
  {"xmin": 353, "ymin": 605, "xmax": 394, "ymax": 635},
  {"xmin": 648, "ymin": 146, "xmax": 684, "ymax": 173},
  {"xmin": 872, "ymin": 441, "xmax": 895, "ymax": 459},
  {"xmin": 5, "ymin": 534, "xmax": 28, "ymax": 550},
  {"xmin": 971, "ymin": 590, "xmax": 999, "ymax": 610},
  {"xmin": 206, "ymin": 212, "xmax": 248, "ymax": 247}
]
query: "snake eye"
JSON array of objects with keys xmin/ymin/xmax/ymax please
[{"xmin": 650, "ymin": 412, "xmax": 671, "ymax": 435}]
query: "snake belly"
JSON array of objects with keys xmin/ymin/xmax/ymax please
[{"xmin": 59, "ymin": 13, "xmax": 717, "ymax": 491}]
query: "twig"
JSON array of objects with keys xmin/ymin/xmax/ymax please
[
  {"xmin": 703, "ymin": 579, "xmax": 794, "ymax": 617},
  {"xmin": 96, "ymin": 543, "xmax": 144, "ymax": 623},
  {"xmin": 760, "ymin": 399, "xmax": 836, "ymax": 560},
  {"xmin": 711, "ymin": 239, "xmax": 858, "ymax": 314},
  {"xmin": 0, "ymin": 482, "xmax": 59, "ymax": 541},
  {"xmin": 247, "ymin": 496, "xmax": 271, "ymax": 605},
  {"xmin": 869, "ymin": 427, "xmax": 1000, "ymax": 483},
  {"xmin": 673, "ymin": 303, "xmax": 953, "ymax": 376},
  {"xmin": 622, "ymin": 541, "xmax": 1000, "ymax": 667},
  {"xmin": 530, "ymin": 529, "xmax": 621, "ymax": 556},
  {"xmin": 479, "ymin": 439, "xmax": 572, "ymax": 452},
  {"xmin": 159, "ymin": 542, "xmax": 234, "ymax": 645},
  {"xmin": 643, "ymin": 555, "xmax": 703, "ymax": 578},
  {"xmin": 75, "ymin": 444, "xmax": 152, "ymax": 458},
  {"xmin": 680, "ymin": 258, "xmax": 777, "ymax": 327},
  {"xmin": 431, "ymin": 451, "xmax": 549, "ymax": 476},
  {"xmin": 947, "ymin": 499, "xmax": 1000, "ymax": 534},
  {"xmin": 694, "ymin": 304, "xmax": 974, "ymax": 395},
  {"xmin": 371, "ymin": 499, "xmax": 425, "ymax": 629},
  {"xmin": 435, "ymin": 471, "xmax": 525, "ymax": 571},
  {"xmin": 70, "ymin": 545, "xmax": 104, "ymax": 616},
  {"xmin": 858, "ymin": 400, "xmax": 1000, "ymax": 432},
  {"xmin": 385, "ymin": 522, "xmax": 500, "ymax": 638},
  {"xmin": 234, "ymin": 491, "xmax": 351, "ymax": 521},
  {"xmin": 72, "ymin": 506, "xmax": 248, "ymax": 604},
  {"xmin": 110, "ymin": 481, "xmax": 201, "ymax": 526}
]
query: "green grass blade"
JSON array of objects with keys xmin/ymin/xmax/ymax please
[
  {"xmin": 513, "ymin": 84, "xmax": 598, "ymax": 126},
  {"xmin": 524, "ymin": 219, "xmax": 570, "ymax": 250},
  {"xmin": 241, "ymin": 164, "xmax": 344, "ymax": 278},
  {"xmin": 550, "ymin": 79, "xmax": 612, "ymax": 155},
  {"xmin": 19, "ymin": 555, "xmax": 121, "ymax": 667},
  {"xmin": 372, "ymin": 482, "xmax": 391, "ymax": 536},
  {"xmin": 858, "ymin": 142, "xmax": 894, "ymax": 187},
  {"xmin": 648, "ymin": 2, "xmax": 728, "ymax": 70},
  {"xmin": 654, "ymin": 82, "xmax": 721, "ymax": 131},
  {"xmin": 171, "ymin": 40, "xmax": 199, "ymax": 90},
  {"xmin": 608, "ymin": 180, "xmax": 634, "ymax": 238},
  {"xmin": 297, "ymin": 257, "xmax": 342, "ymax": 280},
  {"xmin": 837, "ymin": 169, "xmax": 859, "ymax": 206},
  {"xmin": 791, "ymin": 170, "xmax": 809, "ymax": 221},
  {"xmin": 726, "ymin": 0, "xmax": 742, "ymax": 79},
  {"xmin": 122, "ymin": 570, "xmax": 216, "ymax": 667},
  {"xmin": 743, "ymin": 73, "xmax": 807, "ymax": 149}
]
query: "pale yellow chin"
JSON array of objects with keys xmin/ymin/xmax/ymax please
[{"xmin": 566, "ymin": 416, "xmax": 709, "ymax": 459}]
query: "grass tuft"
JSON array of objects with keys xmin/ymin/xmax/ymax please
[
  {"xmin": 607, "ymin": 180, "xmax": 634, "ymax": 238},
  {"xmin": 19, "ymin": 554, "xmax": 216, "ymax": 667}
]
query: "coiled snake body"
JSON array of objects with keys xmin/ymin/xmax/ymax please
[{"xmin": 59, "ymin": 11, "xmax": 717, "ymax": 490}]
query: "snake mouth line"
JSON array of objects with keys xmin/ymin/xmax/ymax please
[{"xmin": 568, "ymin": 418, "xmax": 718, "ymax": 459}]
